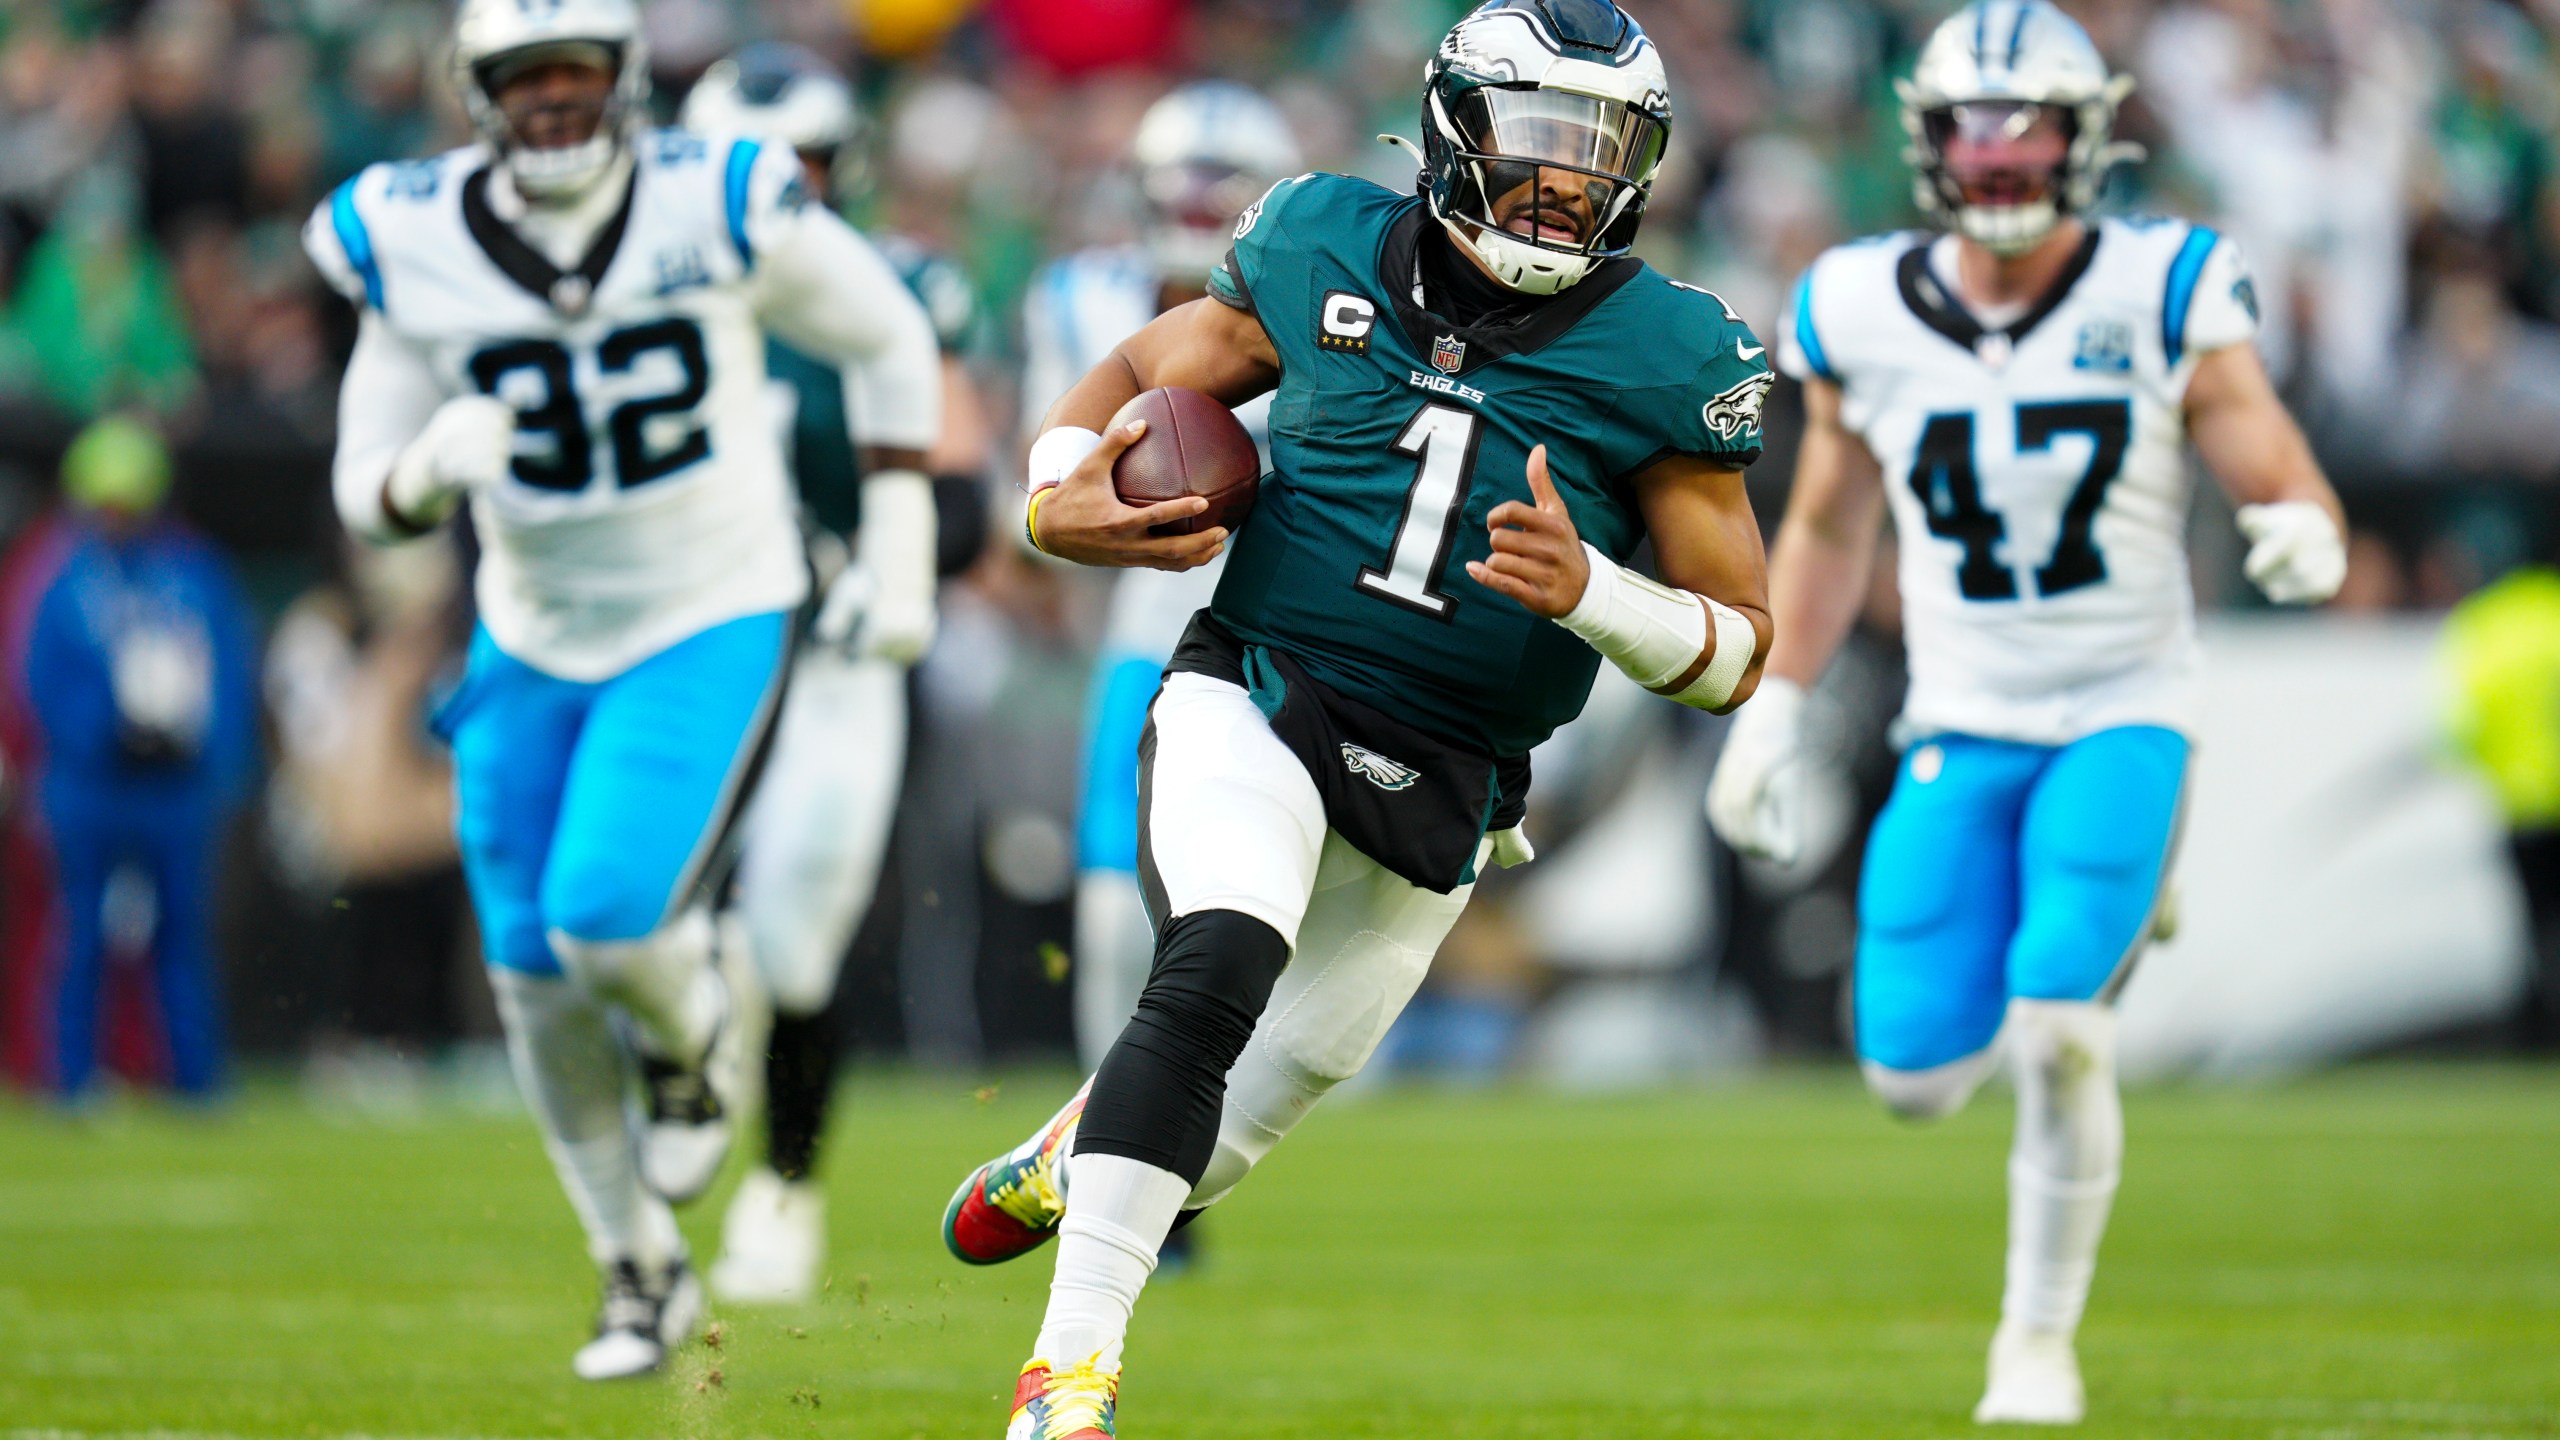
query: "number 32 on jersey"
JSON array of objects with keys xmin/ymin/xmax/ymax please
[{"xmin": 1909, "ymin": 399, "xmax": 2130, "ymax": 602}]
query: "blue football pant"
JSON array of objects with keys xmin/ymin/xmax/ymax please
[
  {"xmin": 440, "ymin": 612, "xmax": 792, "ymax": 976},
  {"xmin": 1853, "ymin": 726, "xmax": 2189, "ymax": 1074}
]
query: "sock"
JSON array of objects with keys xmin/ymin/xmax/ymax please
[
  {"xmin": 765, "ymin": 1008, "xmax": 841, "ymax": 1181},
  {"xmin": 490, "ymin": 969, "xmax": 683, "ymax": 1271},
  {"xmin": 1032, "ymin": 1153, "xmax": 1191, "ymax": 1371},
  {"xmin": 2002, "ymin": 999, "xmax": 2122, "ymax": 1336},
  {"xmin": 548, "ymin": 907, "xmax": 724, "ymax": 1064}
]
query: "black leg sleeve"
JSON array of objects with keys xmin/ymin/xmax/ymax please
[
  {"xmin": 763, "ymin": 1010, "xmax": 842, "ymax": 1182},
  {"xmin": 1073, "ymin": 908, "xmax": 1289, "ymax": 1185}
]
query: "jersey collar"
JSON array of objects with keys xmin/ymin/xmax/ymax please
[
  {"xmin": 1894, "ymin": 226, "xmax": 2102, "ymax": 364},
  {"xmin": 461, "ymin": 164, "xmax": 639, "ymax": 317},
  {"xmin": 1377, "ymin": 205, "xmax": 1641, "ymax": 377}
]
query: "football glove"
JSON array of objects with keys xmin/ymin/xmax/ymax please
[
  {"xmin": 386, "ymin": 395, "xmax": 516, "ymax": 530},
  {"xmin": 2236, "ymin": 500, "xmax": 2345, "ymax": 606},
  {"xmin": 815, "ymin": 470, "xmax": 937, "ymax": 664},
  {"xmin": 1704, "ymin": 675, "xmax": 1808, "ymax": 866}
]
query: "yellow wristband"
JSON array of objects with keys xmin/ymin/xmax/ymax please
[{"xmin": 1024, "ymin": 484, "xmax": 1056, "ymax": 557}]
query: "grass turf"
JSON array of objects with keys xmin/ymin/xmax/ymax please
[{"xmin": 0, "ymin": 1064, "xmax": 2554, "ymax": 1439}]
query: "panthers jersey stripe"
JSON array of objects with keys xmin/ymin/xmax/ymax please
[
  {"xmin": 1789, "ymin": 269, "xmax": 1837, "ymax": 383},
  {"xmin": 330, "ymin": 181, "xmax": 384, "ymax": 311},
  {"xmin": 723, "ymin": 137, "xmax": 762, "ymax": 270},
  {"xmin": 2160, "ymin": 226, "xmax": 2219, "ymax": 367}
]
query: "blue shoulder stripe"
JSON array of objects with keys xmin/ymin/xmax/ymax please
[
  {"xmin": 2162, "ymin": 225, "xmax": 2219, "ymax": 367},
  {"xmin": 1790, "ymin": 268, "xmax": 1837, "ymax": 384},
  {"xmin": 724, "ymin": 138, "xmax": 762, "ymax": 270},
  {"xmin": 330, "ymin": 179, "xmax": 383, "ymax": 310}
]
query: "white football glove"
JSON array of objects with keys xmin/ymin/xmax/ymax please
[
  {"xmin": 2236, "ymin": 500, "xmax": 2346, "ymax": 606},
  {"xmin": 1704, "ymin": 675, "xmax": 1809, "ymax": 866},
  {"xmin": 386, "ymin": 395, "xmax": 516, "ymax": 529},
  {"xmin": 817, "ymin": 470, "xmax": 938, "ymax": 664}
]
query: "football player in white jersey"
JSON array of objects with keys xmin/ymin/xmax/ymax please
[
  {"xmin": 304, "ymin": 0, "xmax": 937, "ymax": 1379},
  {"xmin": 1707, "ymin": 1, "xmax": 2345, "ymax": 1423},
  {"xmin": 680, "ymin": 42, "xmax": 978, "ymax": 1306},
  {"xmin": 1025, "ymin": 81, "xmax": 1300, "ymax": 1072}
]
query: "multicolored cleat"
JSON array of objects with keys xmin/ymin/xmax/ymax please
[
  {"xmin": 943, "ymin": 1078, "xmax": 1089, "ymax": 1265},
  {"xmin": 1006, "ymin": 1356, "xmax": 1118, "ymax": 1439}
]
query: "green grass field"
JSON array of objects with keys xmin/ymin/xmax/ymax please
[{"xmin": 1, "ymin": 1065, "xmax": 2555, "ymax": 1440}]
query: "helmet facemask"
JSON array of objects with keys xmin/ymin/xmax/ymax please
[
  {"xmin": 464, "ymin": 39, "xmax": 643, "ymax": 201},
  {"xmin": 1427, "ymin": 82, "xmax": 1663, "ymax": 295},
  {"xmin": 1142, "ymin": 157, "xmax": 1275, "ymax": 284},
  {"xmin": 1917, "ymin": 100, "xmax": 2075, "ymax": 255}
]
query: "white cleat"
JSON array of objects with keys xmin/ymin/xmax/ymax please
[
  {"xmin": 1974, "ymin": 1323, "xmax": 2086, "ymax": 1425},
  {"xmin": 572, "ymin": 1256, "xmax": 705, "ymax": 1381},
  {"xmin": 711, "ymin": 1167, "xmax": 826, "ymax": 1304},
  {"xmin": 639, "ymin": 932, "xmax": 760, "ymax": 1204}
]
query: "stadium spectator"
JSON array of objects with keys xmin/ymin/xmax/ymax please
[
  {"xmin": 25, "ymin": 415, "xmax": 257, "ymax": 1101},
  {"xmin": 2442, "ymin": 564, "xmax": 2560, "ymax": 1049}
]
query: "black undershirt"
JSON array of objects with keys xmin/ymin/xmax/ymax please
[{"xmin": 1417, "ymin": 225, "xmax": 1559, "ymax": 330}]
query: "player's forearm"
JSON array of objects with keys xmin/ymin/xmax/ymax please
[
  {"xmin": 1041, "ymin": 351, "xmax": 1148, "ymax": 437},
  {"xmin": 2187, "ymin": 344, "xmax": 2344, "ymax": 531},
  {"xmin": 1760, "ymin": 509, "xmax": 1876, "ymax": 689}
]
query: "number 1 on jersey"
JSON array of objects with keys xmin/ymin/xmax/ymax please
[{"xmin": 1360, "ymin": 403, "xmax": 1480, "ymax": 619}]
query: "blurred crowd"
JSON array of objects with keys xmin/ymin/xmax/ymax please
[{"xmin": 1, "ymin": 0, "xmax": 2556, "ymax": 1101}]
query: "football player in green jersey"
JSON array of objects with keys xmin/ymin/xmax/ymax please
[{"xmin": 951, "ymin": 2, "xmax": 1775, "ymax": 1431}]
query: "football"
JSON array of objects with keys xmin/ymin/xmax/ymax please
[{"xmin": 1108, "ymin": 386, "xmax": 1260, "ymax": 537}]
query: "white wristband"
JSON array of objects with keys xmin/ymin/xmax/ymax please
[
  {"xmin": 1557, "ymin": 541, "xmax": 1757, "ymax": 711},
  {"xmin": 1027, "ymin": 426, "xmax": 1104, "ymax": 493}
]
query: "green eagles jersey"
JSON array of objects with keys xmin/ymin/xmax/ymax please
[
  {"xmin": 768, "ymin": 235, "xmax": 976, "ymax": 536},
  {"xmin": 1206, "ymin": 172, "xmax": 1772, "ymax": 758}
]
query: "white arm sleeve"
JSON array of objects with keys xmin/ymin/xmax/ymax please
[
  {"xmin": 1557, "ymin": 542, "xmax": 1760, "ymax": 711},
  {"xmin": 331, "ymin": 310, "xmax": 451, "ymax": 543},
  {"xmin": 750, "ymin": 201, "xmax": 942, "ymax": 454}
]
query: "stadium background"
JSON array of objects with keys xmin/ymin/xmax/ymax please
[{"xmin": 0, "ymin": 0, "xmax": 2552, "ymax": 1088}]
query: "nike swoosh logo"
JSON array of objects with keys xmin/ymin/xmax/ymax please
[{"xmin": 1737, "ymin": 340, "xmax": 1766, "ymax": 361}]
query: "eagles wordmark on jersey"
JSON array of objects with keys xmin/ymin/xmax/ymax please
[{"xmin": 1208, "ymin": 170, "xmax": 1773, "ymax": 759}]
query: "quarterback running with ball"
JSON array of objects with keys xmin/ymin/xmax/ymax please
[
  {"xmin": 306, "ymin": 0, "xmax": 937, "ymax": 1378},
  {"xmin": 943, "ymin": 2, "xmax": 1776, "ymax": 1434},
  {"xmin": 1706, "ymin": 1, "xmax": 2345, "ymax": 1424}
]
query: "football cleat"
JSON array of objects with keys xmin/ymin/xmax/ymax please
[
  {"xmin": 1974, "ymin": 1323, "xmax": 2086, "ymax": 1425},
  {"xmin": 639, "ymin": 931, "xmax": 758, "ymax": 1204},
  {"xmin": 943, "ymin": 1078, "xmax": 1089, "ymax": 1265},
  {"xmin": 711, "ymin": 1166, "xmax": 825, "ymax": 1304},
  {"xmin": 1006, "ymin": 1356, "xmax": 1118, "ymax": 1440},
  {"xmin": 572, "ymin": 1255, "xmax": 704, "ymax": 1381}
]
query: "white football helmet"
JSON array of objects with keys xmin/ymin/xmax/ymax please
[
  {"xmin": 1898, "ymin": 0, "xmax": 2139, "ymax": 255},
  {"xmin": 1133, "ymin": 81, "xmax": 1302, "ymax": 284},
  {"xmin": 1420, "ymin": 0, "xmax": 1672, "ymax": 295},
  {"xmin": 681, "ymin": 43, "xmax": 860, "ymax": 198},
  {"xmin": 451, "ymin": 0, "xmax": 650, "ymax": 202}
]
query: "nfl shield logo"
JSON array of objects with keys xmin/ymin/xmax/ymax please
[{"xmin": 1431, "ymin": 333, "xmax": 1466, "ymax": 373}]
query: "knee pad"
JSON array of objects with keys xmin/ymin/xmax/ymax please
[
  {"xmin": 547, "ymin": 907, "xmax": 725, "ymax": 1058},
  {"xmin": 1863, "ymin": 1045, "xmax": 1999, "ymax": 1122},
  {"xmin": 2007, "ymin": 998, "xmax": 2117, "ymax": 1087},
  {"xmin": 1077, "ymin": 908, "xmax": 1290, "ymax": 1185}
]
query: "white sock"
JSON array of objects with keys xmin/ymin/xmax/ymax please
[
  {"xmin": 490, "ymin": 969, "xmax": 683, "ymax": 1271},
  {"xmin": 1033, "ymin": 1153, "xmax": 1191, "ymax": 1371},
  {"xmin": 2002, "ymin": 999, "xmax": 2122, "ymax": 1337},
  {"xmin": 548, "ymin": 907, "xmax": 724, "ymax": 1064}
]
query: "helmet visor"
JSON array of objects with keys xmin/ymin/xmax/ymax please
[{"xmin": 1447, "ymin": 86, "xmax": 1665, "ymax": 256}]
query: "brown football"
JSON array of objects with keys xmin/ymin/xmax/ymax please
[{"xmin": 1108, "ymin": 387, "xmax": 1260, "ymax": 538}]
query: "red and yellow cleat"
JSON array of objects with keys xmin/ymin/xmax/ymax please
[
  {"xmin": 1006, "ymin": 1356, "xmax": 1118, "ymax": 1440},
  {"xmin": 943, "ymin": 1078, "xmax": 1090, "ymax": 1265}
]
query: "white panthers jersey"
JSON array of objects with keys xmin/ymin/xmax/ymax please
[
  {"xmin": 1780, "ymin": 217, "xmax": 2258, "ymax": 743},
  {"xmin": 307, "ymin": 132, "xmax": 811, "ymax": 680},
  {"xmin": 1021, "ymin": 246, "xmax": 1273, "ymax": 663}
]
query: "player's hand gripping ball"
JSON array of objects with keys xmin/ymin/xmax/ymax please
[
  {"xmin": 1029, "ymin": 388, "xmax": 1254, "ymax": 572},
  {"xmin": 1107, "ymin": 387, "xmax": 1260, "ymax": 537}
]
